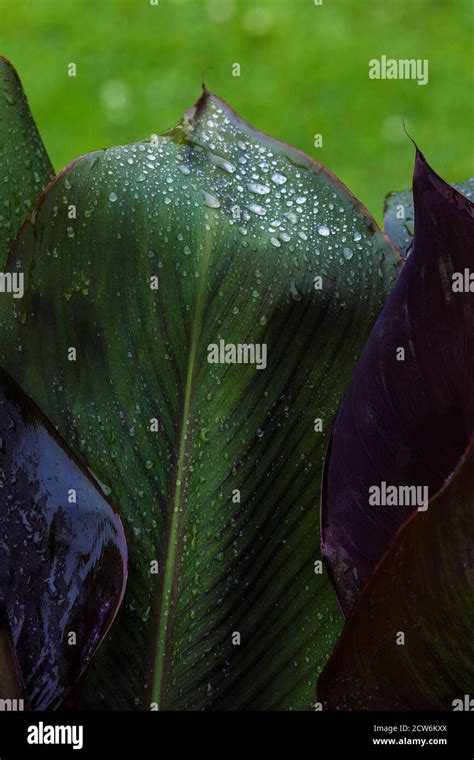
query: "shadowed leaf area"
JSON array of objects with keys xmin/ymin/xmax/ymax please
[
  {"xmin": 0, "ymin": 88, "xmax": 399, "ymax": 709},
  {"xmin": 0, "ymin": 57, "xmax": 53, "ymax": 266},
  {"xmin": 321, "ymin": 149, "xmax": 474, "ymax": 616},
  {"xmin": 318, "ymin": 443, "xmax": 474, "ymax": 710},
  {"xmin": 0, "ymin": 368, "xmax": 127, "ymax": 710}
]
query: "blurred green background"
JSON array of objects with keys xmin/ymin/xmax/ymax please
[{"xmin": 0, "ymin": 0, "xmax": 472, "ymax": 220}]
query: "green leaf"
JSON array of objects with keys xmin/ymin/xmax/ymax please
[
  {"xmin": 0, "ymin": 57, "xmax": 54, "ymax": 266},
  {"xmin": 318, "ymin": 443, "xmax": 474, "ymax": 710},
  {"xmin": 383, "ymin": 178, "xmax": 474, "ymax": 257},
  {"xmin": 0, "ymin": 89, "xmax": 399, "ymax": 710}
]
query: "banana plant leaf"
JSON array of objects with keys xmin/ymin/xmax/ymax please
[
  {"xmin": 318, "ymin": 442, "xmax": 474, "ymax": 710},
  {"xmin": 0, "ymin": 368, "xmax": 127, "ymax": 710},
  {"xmin": 384, "ymin": 178, "xmax": 474, "ymax": 258},
  {"xmin": 0, "ymin": 57, "xmax": 53, "ymax": 266},
  {"xmin": 0, "ymin": 88, "xmax": 400, "ymax": 709},
  {"xmin": 321, "ymin": 149, "xmax": 474, "ymax": 616}
]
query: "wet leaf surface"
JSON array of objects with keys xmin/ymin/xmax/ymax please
[
  {"xmin": 0, "ymin": 57, "xmax": 53, "ymax": 267},
  {"xmin": 0, "ymin": 90, "xmax": 399, "ymax": 709},
  {"xmin": 0, "ymin": 369, "xmax": 127, "ymax": 710}
]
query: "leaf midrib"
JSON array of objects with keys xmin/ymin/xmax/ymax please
[{"xmin": 150, "ymin": 215, "xmax": 214, "ymax": 709}]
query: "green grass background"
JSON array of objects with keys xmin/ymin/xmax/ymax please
[{"xmin": 1, "ymin": 0, "xmax": 472, "ymax": 220}]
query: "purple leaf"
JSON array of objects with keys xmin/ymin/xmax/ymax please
[
  {"xmin": 0, "ymin": 369, "xmax": 127, "ymax": 709},
  {"xmin": 321, "ymin": 148, "xmax": 474, "ymax": 616},
  {"xmin": 318, "ymin": 442, "xmax": 474, "ymax": 710}
]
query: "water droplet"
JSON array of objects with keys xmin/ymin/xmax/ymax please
[
  {"xmin": 247, "ymin": 203, "xmax": 266, "ymax": 216},
  {"xmin": 270, "ymin": 236, "xmax": 281, "ymax": 248},
  {"xmin": 353, "ymin": 231, "xmax": 362, "ymax": 242},
  {"xmin": 290, "ymin": 283, "xmax": 303, "ymax": 301},
  {"xmin": 271, "ymin": 172, "xmax": 287, "ymax": 185},
  {"xmin": 109, "ymin": 192, "xmax": 118, "ymax": 203},
  {"xmin": 256, "ymin": 428, "xmax": 265, "ymax": 438},
  {"xmin": 211, "ymin": 155, "xmax": 236, "ymax": 174},
  {"xmin": 203, "ymin": 191, "xmax": 221, "ymax": 209},
  {"xmin": 317, "ymin": 224, "xmax": 330, "ymax": 237},
  {"xmin": 247, "ymin": 182, "xmax": 270, "ymax": 195},
  {"xmin": 343, "ymin": 247, "xmax": 353, "ymax": 260}
]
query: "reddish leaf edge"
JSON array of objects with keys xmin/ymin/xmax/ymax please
[{"xmin": 317, "ymin": 437, "xmax": 474, "ymax": 708}]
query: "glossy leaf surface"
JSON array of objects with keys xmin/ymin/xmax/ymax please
[
  {"xmin": 0, "ymin": 91, "xmax": 399, "ymax": 709},
  {"xmin": 0, "ymin": 369, "xmax": 127, "ymax": 710},
  {"xmin": 0, "ymin": 57, "xmax": 53, "ymax": 266}
]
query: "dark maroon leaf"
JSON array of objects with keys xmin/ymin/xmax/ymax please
[
  {"xmin": 0, "ymin": 605, "xmax": 29, "ymax": 707},
  {"xmin": 318, "ymin": 442, "xmax": 474, "ymax": 710},
  {"xmin": 0, "ymin": 368, "xmax": 127, "ymax": 710},
  {"xmin": 321, "ymin": 148, "xmax": 474, "ymax": 615}
]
